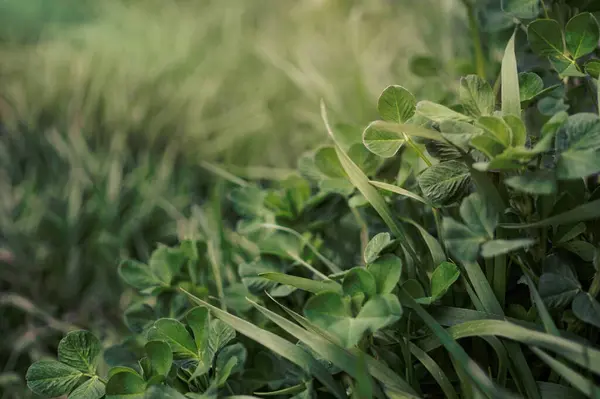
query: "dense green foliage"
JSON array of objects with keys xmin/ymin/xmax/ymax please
[{"xmin": 16, "ymin": 0, "xmax": 600, "ymax": 398}]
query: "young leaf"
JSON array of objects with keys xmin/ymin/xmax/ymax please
[
  {"xmin": 518, "ymin": 72, "xmax": 544, "ymax": 102},
  {"xmin": 364, "ymin": 232, "xmax": 392, "ymax": 264},
  {"xmin": 572, "ymin": 292, "xmax": 600, "ymax": 329},
  {"xmin": 527, "ymin": 19, "xmax": 564, "ymax": 56},
  {"xmin": 565, "ymin": 13, "xmax": 600, "ymax": 59},
  {"xmin": 503, "ymin": 114, "xmax": 527, "ymax": 147},
  {"xmin": 57, "ymin": 330, "xmax": 101, "ymax": 374},
  {"xmin": 342, "ymin": 268, "xmax": 377, "ymax": 299},
  {"xmin": 505, "ymin": 171, "xmax": 557, "ymax": 195},
  {"xmin": 147, "ymin": 319, "xmax": 197, "ymax": 359},
  {"xmin": 229, "ymin": 186, "xmax": 267, "ymax": 218},
  {"xmin": 145, "ymin": 341, "xmax": 172, "ymax": 378},
  {"xmin": 68, "ymin": 376, "xmax": 105, "ymax": 399},
  {"xmin": 586, "ymin": 59, "xmax": 600, "ymax": 78},
  {"xmin": 417, "ymin": 161, "xmax": 471, "ymax": 206},
  {"xmin": 430, "ymin": 262, "xmax": 460, "ymax": 301},
  {"xmin": 26, "ymin": 360, "xmax": 83, "ymax": 397},
  {"xmin": 476, "ymin": 116, "xmax": 512, "ymax": 147},
  {"xmin": 367, "ymin": 254, "xmax": 402, "ymax": 295},
  {"xmin": 459, "ymin": 75, "xmax": 495, "ymax": 117},
  {"xmin": 124, "ymin": 303, "xmax": 156, "ymax": 334},
  {"xmin": 105, "ymin": 370, "xmax": 146, "ymax": 399},
  {"xmin": 501, "ymin": 31, "xmax": 521, "ymax": 116},
  {"xmin": 377, "ymin": 85, "xmax": 416, "ymax": 123}
]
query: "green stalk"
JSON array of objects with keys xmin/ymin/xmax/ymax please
[{"xmin": 461, "ymin": 0, "xmax": 486, "ymax": 79}]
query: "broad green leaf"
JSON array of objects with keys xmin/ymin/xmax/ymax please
[
  {"xmin": 502, "ymin": 0, "xmax": 539, "ymax": 19},
  {"xmin": 442, "ymin": 218, "xmax": 485, "ymax": 262},
  {"xmin": 554, "ymin": 223, "xmax": 587, "ymax": 245},
  {"xmin": 145, "ymin": 341, "xmax": 172, "ymax": 378},
  {"xmin": 68, "ymin": 376, "xmax": 105, "ymax": 399},
  {"xmin": 460, "ymin": 192, "xmax": 497, "ymax": 238},
  {"xmin": 362, "ymin": 123, "xmax": 405, "ymax": 158},
  {"xmin": 410, "ymin": 56, "xmax": 441, "ymax": 77},
  {"xmin": 239, "ymin": 258, "xmax": 281, "ymax": 294},
  {"xmin": 501, "ymin": 31, "xmax": 521, "ymax": 116},
  {"xmin": 586, "ymin": 59, "xmax": 600, "ymax": 78},
  {"xmin": 560, "ymin": 240, "xmax": 596, "ymax": 261},
  {"xmin": 518, "ymin": 72, "xmax": 544, "ymax": 102},
  {"xmin": 145, "ymin": 386, "xmax": 188, "ymax": 399},
  {"xmin": 480, "ymin": 239, "xmax": 535, "ymax": 257},
  {"xmin": 315, "ymin": 147, "xmax": 346, "ymax": 178},
  {"xmin": 501, "ymin": 199, "xmax": 600, "ymax": 228},
  {"xmin": 368, "ymin": 120, "xmax": 446, "ymax": 142},
  {"xmin": 319, "ymin": 178, "xmax": 355, "ymax": 195},
  {"xmin": 124, "ymin": 303, "xmax": 156, "ymax": 334},
  {"xmin": 118, "ymin": 260, "xmax": 162, "ymax": 290},
  {"xmin": 572, "ymin": 292, "xmax": 600, "ymax": 328},
  {"xmin": 430, "ymin": 262, "xmax": 461, "ymax": 300},
  {"xmin": 367, "ymin": 254, "xmax": 402, "ymax": 295},
  {"xmin": 26, "ymin": 360, "xmax": 83, "ymax": 397},
  {"xmin": 348, "ymin": 144, "xmax": 380, "ymax": 176},
  {"xmin": 505, "ymin": 170, "xmax": 557, "ymax": 195},
  {"xmin": 185, "ymin": 306, "xmax": 210, "ymax": 376},
  {"xmin": 550, "ymin": 55, "xmax": 587, "ymax": 77},
  {"xmin": 403, "ymin": 279, "xmax": 427, "ymax": 299},
  {"xmin": 148, "ymin": 319, "xmax": 197, "ymax": 359},
  {"xmin": 343, "ymin": 268, "xmax": 377, "ymax": 299},
  {"xmin": 476, "ymin": 116, "xmax": 512, "ymax": 147},
  {"xmin": 565, "ymin": 13, "xmax": 600, "ymax": 59},
  {"xmin": 149, "ymin": 245, "xmax": 184, "ymax": 285},
  {"xmin": 181, "ymin": 290, "xmax": 347, "ymax": 399},
  {"xmin": 470, "ymin": 133, "xmax": 506, "ymax": 159},
  {"xmin": 542, "ymin": 111, "xmax": 569, "ymax": 136},
  {"xmin": 539, "ymin": 256, "xmax": 581, "ymax": 308},
  {"xmin": 260, "ymin": 273, "xmax": 342, "ymax": 294},
  {"xmin": 216, "ymin": 342, "xmax": 247, "ymax": 377},
  {"xmin": 417, "ymin": 161, "xmax": 471, "ymax": 206},
  {"xmin": 356, "ymin": 294, "xmax": 403, "ymax": 334},
  {"xmin": 364, "ymin": 232, "xmax": 392, "ymax": 264},
  {"xmin": 377, "ymin": 85, "xmax": 416, "ymax": 123},
  {"xmin": 208, "ymin": 319, "xmax": 236, "ymax": 360},
  {"xmin": 440, "ymin": 120, "xmax": 483, "ymax": 149},
  {"xmin": 416, "ymin": 101, "xmax": 471, "ymax": 123},
  {"xmin": 527, "ymin": 19, "xmax": 564, "ymax": 56},
  {"xmin": 459, "ymin": 75, "xmax": 495, "ymax": 117},
  {"xmin": 562, "ymin": 113, "xmax": 600, "ymax": 150},
  {"xmin": 503, "ymin": 114, "xmax": 527, "ymax": 147},
  {"xmin": 105, "ymin": 371, "xmax": 146, "ymax": 399},
  {"xmin": 229, "ymin": 186, "xmax": 267, "ymax": 218},
  {"xmin": 58, "ymin": 330, "xmax": 101, "ymax": 374},
  {"xmin": 556, "ymin": 149, "xmax": 600, "ymax": 180}
]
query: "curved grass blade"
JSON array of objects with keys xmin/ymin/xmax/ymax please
[
  {"xmin": 259, "ymin": 272, "xmax": 342, "ymax": 294},
  {"xmin": 408, "ymin": 343, "xmax": 459, "ymax": 399},
  {"xmin": 369, "ymin": 180, "xmax": 430, "ymax": 205},
  {"xmin": 180, "ymin": 289, "xmax": 347, "ymax": 399},
  {"xmin": 532, "ymin": 348, "xmax": 600, "ymax": 398},
  {"xmin": 398, "ymin": 217, "xmax": 446, "ymax": 269},
  {"xmin": 500, "ymin": 199, "xmax": 600, "ymax": 229}
]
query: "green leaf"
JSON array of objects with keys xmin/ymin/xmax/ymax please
[
  {"xmin": 364, "ymin": 232, "xmax": 392, "ymax": 264},
  {"xmin": 459, "ymin": 75, "xmax": 495, "ymax": 117},
  {"xmin": 348, "ymin": 144, "xmax": 380, "ymax": 175},
  {"xmin": 377, "ymin": 85, "xmax": 416, "ymax": 123},
  {"xmin": 586, "ymin": 59, "xmax": 600, "ymax": 78},
  {"xmin": 562, "ymin": 113, "xmax": 600, "ymax": 151},
  {"xmin": 572, "ymin": 292, "xmax": 600, "ymax": 328},
  {"xmin": 208, "ymin": 319, "xmax": 236, "ymax": 360},
  {"xmin": 239, "ymin": 258, "xmax": 281, "ymax": 294},
  {"xmin": 419, "ymin": 262, "xmax": 461, "ymax": 304},
  {"xmin": 518, "ymin": 72, "xmax": 544, "ymax": 102},
  {"xmin": 480, "ymin": 239, "xmax": 535, "ymax": 257},
  {"xmin": 26, "ymin": 360, "xmax": 83, "ymax": 397},
  {"xmin": 146, "ymin": 386, "xmax": 188, "ymax": 399},
  {"xmin": 550, "ymin": 55, "xmax": 587, "ymax": 77},
  {"xmin": 416, "ymin": 101, "xmax": 471, "ymax": 123},
  {"xmin": 470, "ymin": 133, "xmax": 506, "ymax": 159},
  {"xmin": 118, "ymin": 260, "xmax": 162, "ymax": 290},
  {"xmin": 145, "ymin": 341, "xmax": 172, "ymax": 378},
  {"xmin": 442, "ymin": 218, "xmax": 485, "ymax": 262},
  {"xmin": 440, "ymin": 120, "xmax": 483, "ymax": 149},
  {"xmin": 501, "ymin": 31, "xmax": 521, "ymax": 116},
  {"xmin": 410, "ymin": 56, "xmax": 442, "ymax": 77},
  {"xmin": 542, "ymin": 111, "xmax": 569, "ymax": 136},
  {"xmin": 504, "ymin": 114, "xmax": 527, "ymax": 147},
  {"xmin": 527, "ymin": 19, "xmax": 564, "ymax": 56},
  {"xmin": 124, "ymin": 303, "xmax": 155, "ymax": 334},
  {"xmin": 505, "ymin": 170, "xmax": 557, "ymax": 195},
  {"xmin": 399, "ymin": 217, "xmax": 446, "ymax": 268},
  {"xmin": 367, "ymin": 254, "xmax": 402, "ymax": 295},
  {"xmin": 68, "ymin": 376, "xmax": 105, "ymax": 399},
  {"xmin": 417, "ymin": 161, "xmax": 471, "ymax": 206},
  {"xmin": 476, "ymin": 116, "xmax": 512, "ymax": 147},
  {"xmin": 343, "ymin": 268, "xmax": 377, "ymax": 299},
  {"xmin": 186, "ymin": 307, "xmax": 209, "ymax": 351},
  {"xmin": 105, "ymin": 371, "xmax": 146, "ymax": 399},
  {"xmin": 216, "ymin": 343, "xmax": 247, "ymax": 378},
  {"xmin": 148, "ymin": 319, "xmax": 197, "ymax": 360},
  {"xmin": 58, "ymin": 330, "xmax": 101, "ymax": 374},
  {"xmin": 502, "ymin": 0, "xmax": 539, "ymax": 19},
  {"xmin": 260, "ymin": 272, "xmax": 341, "ymax": 294},
  {"xmin": 539, "ymin": 256, "xmax": 581, "ymax": 308},
  {"xmin": 229, "ymin": 186, "xmax": 267, "ymax": 218},
  {"xmin": 362, "ymin": 123, "xmax": 405, "ymax": 158},
  {"xmin": 181, "ymin": 290, "xmax": 347, "ymax": 399},
  {"xmin": 315, "ymin": 147, "xmax": 346, "ymax": 178},
  {"xmin": 565, "ymin": 13, "xmax": 600, "ymax": 59},
  {"xmin": 557, "ymin": 149, "xmax": 600, "ymax": 180},
  {"xmin": 369, "ymin": 180, "xmax": 429, "ymax": 205},
  {"xmin": 460, "ymin": 192, "xmax": 497, "ymax": 238},
  {"xmin": 356, "ymin": 294, "xmax": 403, "ymax": 333}
]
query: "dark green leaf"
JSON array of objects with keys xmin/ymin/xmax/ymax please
[
  {"xmin": 586, "ymin": 59, "xmax": 600, "ymax": 78},
  {"xmin": 69, "ymin": 376, "xmax": 105, "ymax": 399},
  {"xmin": 342, "ymin": 268, "xmax": 377, "ymax": 299},
  {"xmin": 118, "ymin": 260, "xmax": 162, "ymax": 290},
  {"xmin": 58, "ymin": 330, "xmax": 101, "ymax": 374},
  {"xmin": 145, "ymin": 341, "xmax": 172, "ymax": 378},
  {"xmin": 124, "ymin": 303, "xmax": 155, "ymax": 334},
  {"xmin": 430, "ymin": 262, "xmax": 460, "ymax": 300},
  {"xmin": 364, "ymin": 232, "xmax": 392, "ymax": 264},
  {"xmin": 26, "ymin": 360, "xmax": 83, "ymax": 397},
  {"xmin": 409, "ymin": 56, "xmax": 441, "ymax": 77},
  {"xmin": 105, "ymin": 370, "xmax": 146, "ymax": 399},
  {"xmin": 565, "ymin": 13, "xmax": 600, "ymax": 59},
  {"xmin": 539, "ymin": 256, "xmax": 581, "ymax": 308},
  {"xmin": 148, "ymin": 319, "xmax": 197, "ymax": 360},
  {"xmin": 527, "ymin": 19, "xmax": 564, "ymax": 56},
  {"xmin": 505, "ymin": 170, "xmax": 557, "ymax": 195},
  {"xmin": 572, "ymin": 292, "xmax": 600, "ymax": 328},
  {"xmin": 367, "ymin": 254, "xmax": 402, "ymax": 294},
  {"xmin": 417, "ymin": 161, "xmax": 471, "ymax": 206},
  {"xmin": 519, "ymin": 72, "xmax": 544, "ymax": 102}
]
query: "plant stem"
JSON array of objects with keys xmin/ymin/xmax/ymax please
[{"xmin": 461, "ymin": 0, "xmax": 486, "ymax": 79}]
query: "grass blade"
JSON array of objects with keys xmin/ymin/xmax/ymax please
[
  {"xmin": 408, "ymin": 343, "xmax": 459, "ymax": 399},
  {"xmin": 259, "ymin": 272, "xmax": 342, "ymax": 294},
  {"xmin": 500, "ymin": 199, "xmax": 600, "ymax": 229},
  {"xmin": 369, "ymin": 180, "xmax": 430, "ymax": 205},
  {"xmin": 501, "ymin": 30, "xmax": 521, "ymax": 117},
  {"xmin": 368, "ymin": 120, "xmax": 446, "ymax": 142}
]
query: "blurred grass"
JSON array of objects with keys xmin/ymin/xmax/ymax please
[{"xmin": 0, "ymin": 0, "xmax": 466, "ymax": 396}]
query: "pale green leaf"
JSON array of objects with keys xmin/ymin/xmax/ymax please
[
  {"xmin": 367, "ymin": 254, "xmax": 402, "ymax": 295},
  {"xmin": 460, "ymin": 75, "xmax": 495, "ymax": 118},
  {"xmin": 377, "ymin": 85, "xmax": 416, "ymax": 123},
  {"xmin": 363, "ymin": 232, "xmax": 392, "ymax": 264},
  {"xmin": 518, "ymin": 72, "xmax": 544, "ymax": 102},
  {"xmin": 260, "ymin": 272, "xmax": 342, "ymax": 294},
  {"xmin": 505, "ymin": 170, "xmax": 557, "ymax": 195},
  {"xmin": 68, "ymin": 376, "xmax": 105, "ymax": 399},
  {"xmin": 416, "ymin": 101, "xmax": 471, "ymax": 123},
  {"xmin": 480, "ymin": 239, "xmax": 535, "ymax": 258},
  {"xmin": 501, "ymin": 31, "xmax": 521, "ymax": 116}
]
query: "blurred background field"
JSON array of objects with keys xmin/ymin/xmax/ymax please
[{"xmin": 0, "ymin": 0, "xmax": 467, "ymax": 397}]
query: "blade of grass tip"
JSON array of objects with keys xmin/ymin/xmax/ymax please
[
  {"xmin": 199, "ymin": 160, "xmax": 249, "ymax": 187},
  {"xmin": 369, "ymin": 180, "xmax": 430, "ymax": 205},
  {"xmin": 320, "ymin": 100, "xmax": 419, "ymax": 273},
  {"xmin": 531, "ymin": 347, "xmax": 600, "ymax": 399},
  {"xmin": 500, "ymin": 199, "xmax": 600, "ymax": 229},
  {"xmin": 261, "ymin": 294, "xmax": 418, "ymax": 397},
  {"xmin": 501, "ymin": 30, "xmax": 521, "ymax": 117},
  {"xmin": 462, "ymin": 261, "xmax": 504, "ymax": 315},
  {"xmin": 398, "ymin": 217, "xmax": 446, "ymax": 269},
  {"xmin": 180, "ymin": 289, "xmax": 347, "ymax": 399},
  {"xmin": 408, "ymin": 343, "xmax": 459, "ymax": 399},
  {"xmin": 257, "ymin": 223, "xmax": 341, "ymax": 274},
  {"xmin": 416, "ymin": 319, "xmax": 600, "ymax": 375},
  {"xmin": 397, "ymin": 289, "xmax": 519, "ymax": 399}
]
